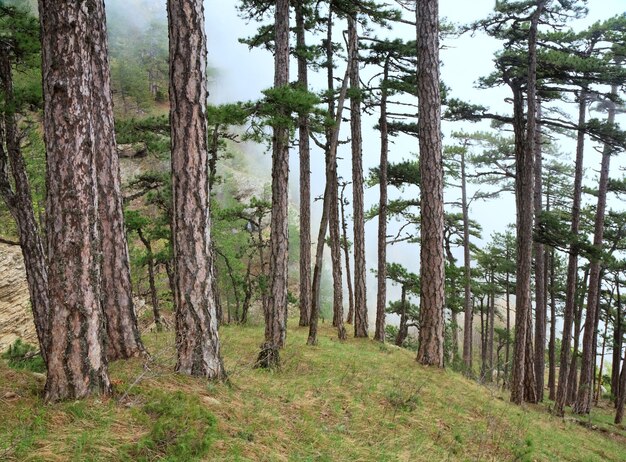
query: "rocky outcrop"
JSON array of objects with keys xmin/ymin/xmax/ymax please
[{"xmin": 0, "ymin": 243, "xmax": 37, "ymax": 352}]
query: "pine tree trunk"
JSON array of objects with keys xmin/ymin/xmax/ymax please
[
  {"xmin": 555, "ymin": 91, "xmax": 587, "ymax": 415},
  {"xmin": 612, "ymin": 277, "xmax": 622, "ymax": 403},
  {"xmin": 395, "ymin": 286, "xmax": 408, "ymax": 346},
  {"xmin": 296, "ymin": 0, "xmax": 312, "ymax": 328},
  {"xmin": 533, "ymin": 102, "xmax": 546, "ymax": 401},
  {"xmin": 510, "ymin": 1, "xmax": 544, "ymax": 405},
  {"xmin": 567, "ymin": 269, "xmax": 589, "ymax": 405},
  {"xmin": 548, "ymin": 249, "xmax": 557, "ymax": 401},
  {"xmin": 39, "ymin": 0, "xmax": 111, "ymax": 401},
  {"xmin": 90, "ymin": 0, "xmax": 145, "ymax": 360},
  {"xmin": 168, "ymin": 0, "xmax": 225, "ymax": 378},
  {"xmin": 616, "ymin": 353, "xmax": 626, "ymax": 424},
  {"xmin": 329, "ymin": 147, "xmax": 346, "ymax": 339},
  {"xmin": 349, "ymin": 15, "xmax": 368, "ymax": 339},
  {"xmin": 574, "ymin": 85, "xmax": 616, "ymax": 414},
  {"xmin": 261, "ymin": 0, "xmax": 291, "ymax": 359},
  {"xmin": 462, "ymin": 148, "xmax": 473, "ymax": 373},
  {"xmin": 0, "ymin": 49, "xmax": 49, "ymax": 361},
  {"xmin": 487, "ymin": 272, "xmax": 495, "ymax": 381},
  {"xmin": 340, "ymin": 184, "xmax": 355, "ymax": 325},
  {"xmin": 375, "ymin": 58, "xmax": 390, "ymax": 342},
  {"xmin": 137, "ymin": 229, "xmax": 163, "ymax": 332},
  {"xmin": 416, "ymin": 0, "xmax": 445, "ymax": 367},
  {"xmin": 595, "ymin": 306, "xmax": 610, "ymax": 404}
]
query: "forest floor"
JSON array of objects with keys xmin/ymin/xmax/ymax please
[{"xmin": 1, "ymin": 321, "xmax": 625, "ymax": 461}]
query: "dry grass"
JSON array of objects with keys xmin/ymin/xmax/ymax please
[{"xmin": 1, "ymin": 322, "xmax": 625, "ymax": 461}]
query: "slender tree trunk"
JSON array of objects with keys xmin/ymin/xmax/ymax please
[
  {"xmin": 574, "ymin": 85, "xmax": 617, "ymax": 414},
  {"xmin": 616, "ymin": 352, "xmax": 626, "ymax": 424},
  {"xmin": 168, "ymin": 0, "xmax": 225, "ymax": 378},
  {"xmin": 329, "ymin": 144, "xmax": 346, "ymax": 339},
  {"xmin": 533, "ymin": 101, "xmax": 546, "ymax": 401},
  {"xmin": 90, "ymin": 0, "xmax": 145, "ymax": 360},
  {"xmin": 596, "ymin": 305, "xmax": 610, "ymax": 404},
  {"xmin": 568, "ymin": 268, "xmax": 589, "ymax": 405},
  {"xmin": 613, "ymin": 276, "xmax": 622, "ymax": 403},
  {"xmin": 39, "ymin": 0, "xmax": 111, "ymax": 401},
  {"xmin": 0, "ymin": 48, "xmax": 49, "ymax": 361},
  {"xmin": 260, "ymin": 0, "xmax": 291, "ymax": 361},
  {"xmin": 462, "ymin": 148, "xmax": 473, "ymax": 373},
  {"xmin": 504, "ymin": 269, "xmax": 511, "ymax": 387},
  {"xmin": 376, "ymin": 57, "xmax": 390, "ymax": 342},
  {"xmin": 349, "ymin": 15, "xmax": 368, "ymax": 339},
  {"xmin": 415, "ymin": 0, "xmax": 445, "ymax": 367},
  {"xmin": 548, "ymin": 248, "xmax": 557, "ymax": 400},
  {"xmin": 137, "ymin": 229, "xmax": 163, "ymax": 332},
  {"xmin": 487, "ymin": 271, "xmax": 495, "ymax": 381},
  {"xmin": 296, "ymin": 0, "xmax": 312, "ymax": 328},
  {"xmin": 396, "ymin": 286, "xmax": 408, "ymax": 346},
  {"xmin": 340, "ymin": 183, "xmax": 355, "ymax": 325},
  {"xmin": 480, "ymin": 299, "xmax": 486, "ymax": 379},
  {"xmin": 555, "ymin": 91, "xmax": 588, "ymax": 415}
]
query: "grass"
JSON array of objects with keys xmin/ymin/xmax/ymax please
[{"xmin": 1, "ymin": 322, "xmax": 625, "ymax": 461}]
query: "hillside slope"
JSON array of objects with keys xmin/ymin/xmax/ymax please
[{"xmin": 1, "ymin": 323, "xmax": 625, "ymax": 461}]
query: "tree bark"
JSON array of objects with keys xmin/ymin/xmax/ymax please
[
  {"xmin": 296, "ymin": 0, "xmax": 312, "ymax": 328},
  {"xmin": 462, "ymin": 147, "xmax": 473, "ymax": 373},
  {"xmin": 90, "ymin": 0, "xmax": 145, "ymax": 360},
  {"xmin": 168, "ymin": 0, "xmax": 225, "ymax": 378},
  {"xmin": 349, "ymin": 15, "xmax": 368, "ymax": 339},
  {"xmin": 510, "ymin": 2, "xmax": 544, "ymax": 405},
  {"xmin": 533, "ymin": 101, "xmax": 546, "ymax": 401},
  {"xmin": 616, "ymin": 351, "xmax": 626, "ymax": 424},
  {"xmin": 487, "ymin": 271, "xmax": 495, "ymax": 381},
  {"xmin": 415, "ymin": 0, "xmax": 445, "ymax": 367},
  {"xmin": 261, "ymin": 0, "xmax": 291, "ymax": 360},
  {"xmin": 567, "ymin": 267, "xmax": 589, "ymax": 405},
  {"xmin": 548, "ymin": 248, "xmax": 557, "ymax": 400},
  {"xmin": 137, "ymin": 229, "xmax": 163, "ymax": 331},
  {"xmin": 340, "ymin": 183, "xmax": 355, "ymax": 325},
  {"xmin": 573, "ymin": 85, "xmax": 617, "ymax": 415},
  {"xmin": 0, "ymin": 46, "xmax": 49, "ymax": 362},
  {"xmin": 375, "ymin": 56, "xmax": 390, "ymax": 342},
  {"xmin": 39, "ymin": 0, "xmax": 111, "ymax": 401},
  {"xmin": 555, "ymin": 91, "xmax": 588, "ymax": 415},
  {"xmin": 613, "ymin": 276, "xmax": 622, "ymax": 403}
]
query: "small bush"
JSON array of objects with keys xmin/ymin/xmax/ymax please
[
  {"xmin": 128, "ymin": 390, "xmax": 218, "ymax": 461},
  {"xmin": 1, "ymin": 339, "xmax": 45, "ymax": 373}
]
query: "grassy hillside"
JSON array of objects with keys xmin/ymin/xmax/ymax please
[{"xmin": 1, "ymin": 323, "xmax": 625, "ymax": 461}]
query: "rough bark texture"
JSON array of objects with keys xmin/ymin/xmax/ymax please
[
  {"xmin": 329, "ymin": 139, "xmax": 346, "ymax": 339},
  {"xmin": 533, "ymin": 102, "xmax": 546, "ymax": 401},
  {"xmin": 349, "ymin": 16, "xmax": 368, "ymax": 339},
  {"xmin": 262, "ymin": 0, "xmax": 290, "ymax": 356},
  {"xmin": 416, "ymin": 0, "xmax": 445, "ymax": 367},
  {"xmin": 296, "ymin": 0, "xmax": 312, "ymax": 328},
  {"xmin": 137, "ymin": 229, "xmax": 163, "ymax": 331},
  {"xmin": 168, "ymin": 0, "xmax": 225, "ymax": 378},
  {"xmin": 510, "ymin": 2, "xmax": 543, "ymax": 404},
  {"xmin": 612, "ymin": 277, "xmax": 622, "ymax": 403},
  {"xmin": 555, "ymin": 92, "xmax": 587, "ymax": 415},
  {"xmin": 461, "ymin": 148, "xmax": 473, "ymax": 372},
  {"xmin": 616, "ymin": 353, "xmax": 626, "ymax": 424},
  {"xmin": 90, "ymin": 0, "xmax": 145, "ymax": 361},
  {"xmin": 0, "ymin": 47, "xmax": 49, "ymax": 361},
  {"xmin": 375, "ymin": 57, "xmax": 390, "ymax": 343},
  {"xmin": 39, "ymin": 0, "xmax": 111, "ymax": 401},
  {"xmin": 567, "ymin": 268, "xmax": 589, "ymax": 405},
  {"xmin": 573, "ymin": 85, "xmax": 617, "ymax": 415}
]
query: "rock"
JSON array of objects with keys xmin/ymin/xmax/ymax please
[
  {"xmin": 0, "ymin": 244, "xmax": 37, "ymax": 352},
  {"xmin": 117, "ymin": 143, "xmax": 148, "ymax": 159}
]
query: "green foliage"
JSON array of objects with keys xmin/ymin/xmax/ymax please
[
  {"xmin": 129, "ymin": 390, "xmax": 217, "ymax": 461},
  {"xmin": 1, "ymin": 339, "xmax": 45, "ymax": 373}
]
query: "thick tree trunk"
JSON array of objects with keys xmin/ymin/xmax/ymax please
[
  {"xmin": 261, "ymin": 0, "xmax": 291, "ymax": 360},
  {"xmin": 90, "ymin": 0, "xmax": 145, "ymax": 361},
  {"xmin": 168, "ymin": 0, "xmax": 225, "ymax": 378},
  {"xmin": 0, "ymin": 49, "xmax": 49, "ymax": 361},
  {"xmin": 376, "ymin": 58, "xmax": 390, "ymax": 342},
  {"xmin": 349, "ymin": 16, "xmax": 368, "ymax": 339},
  {"xmin": 574, "ymin": 85, "xmax": 616, "ymax": 415},
  {"xmin": 416, "ymin": 0, "xmax": 445, "ymax": 367},
  {"xmin": 296, "ymin": 0, "xmax": 312, "ymax": 328},
  {"xmin": 39, "ymin": 0, "xmax": 111, "ymax": 401},
  {"xmin": 533, "ymin": 102, "xmax": 546, "ymax": 401},
  {"xmin": 462, "ymin": 148, "xmax": 473, "ymax": 373},
  {"xmin": 555, "ymin": 91, "xmax": 587, "ymax": 415}
]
